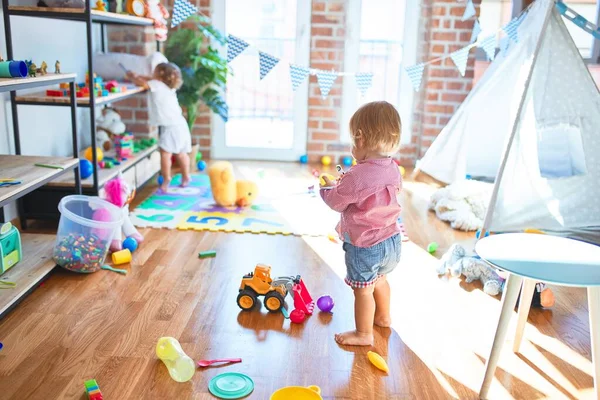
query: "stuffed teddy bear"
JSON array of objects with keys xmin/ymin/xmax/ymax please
[
  {"xmin": 207, "ymin": 161, "xmax": 258, "ymax": 207},
  {"xmin": 101, "ymin": 173, "xmax": 144, "ymax": 251},
  {"xmin": 96, "ymin": 107, "xmax": 126, "ymax": 151},
  {"xmin": 145, "ymin": 0, "xmax": 169, "ymax": 42}
]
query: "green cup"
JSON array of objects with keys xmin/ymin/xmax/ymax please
[{"xmin": 0, "ymin": 62, "xmax": 11, "ymax": 78}]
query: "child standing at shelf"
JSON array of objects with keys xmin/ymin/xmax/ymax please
[
  {"xmin": 320, "ymin": 101, "xmax": 403, "ymax": 346},
  {"xmin": 126, "ymin": 62, "xmax": 191, "ymax": 192}
]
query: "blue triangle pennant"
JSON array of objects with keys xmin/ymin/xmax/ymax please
[
  {"xmin": 289, "ymin": 64, "xmax": 310, "ymax": 91},
  {"xmin": 316, "ymin": 70, "xmax": 338, "ymax": 99},
  {"xmin": 227, "ymin": 35, "xmax": 249, "ymax": 63},
  {"xmin": 171, "ymin": 0, "xmax": 198, "ymax": 28},
  {"xmin": 479, "ymin": 34, "xmax": 497, "ymax": 61},
  {"xmin": 450, "ymin": 46, "xmax": 471, "ymax": 77},
  {"xmin": 355, "ymin": 72, "xmax": 374, "ymax": 96},
  {"xmin": 462, "ymin": 0, "xmax": 476, "ymax": 21},
  {"xmin": 258, "ymin": 51, "xmax": 279, "ymax": 80},
  {"xmin": 405, "ymin": 64, "xmax": 425, "ymax": 92},
  {"xmin": 503, "ymin": 11, "xmax": 527, "ymax": 43},
  {"xmin": 471, "ymin": 19, "xmax": 482, "ymax": 43}
]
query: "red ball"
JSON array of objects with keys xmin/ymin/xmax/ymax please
[
  {"xmin": 289, "ymin": 309, "xmax": 306, "ymax": 324},
  {"xmin": 312, "ymin": 169, "xmax": 320, "ymax": 178}
]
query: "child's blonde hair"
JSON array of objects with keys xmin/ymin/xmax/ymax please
[
  {"xmin": 349, "ymin": 101, "xmax": 401, "ymax": 155},
  {"xmin": 155, "ymin": 62, "xmax": 183, "ymax": 90}
]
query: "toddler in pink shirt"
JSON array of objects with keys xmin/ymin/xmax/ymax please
[{"xmin": 320, "ymin": 101, "xmax": 402, "ymax": 346}]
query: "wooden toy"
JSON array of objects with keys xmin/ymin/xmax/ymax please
[
  {"xmin": 198, "ymin": 250, "xmax": 216, "ymax": 258},
  {"xmin": 367, "ymin": 351, "xmax": 389, "ymax": 373},
  {"xmin": 84, "ymin": 379, "xmax": 103, "ymax": 400},
  {"xmin": 0, "ymin": 222, "xmax": 22, "ymax": 275}
]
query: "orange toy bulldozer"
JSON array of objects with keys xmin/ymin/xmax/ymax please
[{"xmin": 236, "ymin": 264, "xmax": 314, "ymax": 314}]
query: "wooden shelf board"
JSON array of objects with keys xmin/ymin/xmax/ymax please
[
  {"xmin": 0, "ymin": 73, "xmax": 77, "ymax": 92},
  {"xmin": 0, "ymin": 155, "xmax": 78, "ymax": 208},
  {"xmin": 0, "ymin": 233, "xmax": 57, "ymax": 317},
  {"xmin": 8, "ymin": 6, "xmax": 154, "ymax": 26},
  {"xmin": 47, "ymin": 144, "xmax": 158, "ymax": 189},
  {"xmin": 15, "ymin": 85, "xmax": 146, "ymax": 107}
]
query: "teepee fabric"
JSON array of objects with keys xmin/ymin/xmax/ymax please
[{"xmin": 417, "ymin": 0, "xmax": 600, "ymax": 232}]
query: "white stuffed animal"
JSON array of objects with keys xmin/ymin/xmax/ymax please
[
  {"xmin": 437, "ymin": 244, "xmax": 504, "ymax": 296},
  {"xmin": 96, "ymin": 108, "xmax": 126, "ymax": 151}
]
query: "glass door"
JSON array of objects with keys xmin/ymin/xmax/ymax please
[{"xmin": 212, "ymin": 0, "xmax": 311, "ymax": 161}]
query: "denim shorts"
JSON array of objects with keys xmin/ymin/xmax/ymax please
[{"xmin": 342, "ymin": 234, "xmax": 401, "ymax": 288}]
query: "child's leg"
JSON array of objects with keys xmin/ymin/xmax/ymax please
[
  {"xmin": 160, "ymin": 149, "xmax": 172, "ymax": 191},
  {"xmin": 374, "ymin": 275, "xmax": 391, "ymax": 328},
  {"xmin": 175, "ymin": 152, "xmax": 191, "ymax": 186},
  {"xmin": 335, "ymin": 285, "xmax": 375, "ymax": 346}
]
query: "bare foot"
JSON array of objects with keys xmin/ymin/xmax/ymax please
[
  {"xmin": 334, "ymin": 330, "xmax": 373, "ymax": 346},
  {"xmin": 180, "ymin": 177, "xmax": 191, "ymax": 187},
  {"xmin": 159, "ymin": 178, "xmax": 170, "ymax": 193},
  {"xmin": 374, "ymin": 316, "xmax": 392, "ymax": 328}
]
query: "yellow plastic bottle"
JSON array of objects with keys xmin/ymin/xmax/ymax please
[{"xmin": 155, "ymin": 337, "xmax": 196, "ymax": 383}]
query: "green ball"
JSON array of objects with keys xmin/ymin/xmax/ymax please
[
  {"xmin": 427, "ymin": 242, "xmax": 439, "ymax": 254},
  {"xmin": 196, "ymin": 152, "xmax": 203, "ymax": 161}
]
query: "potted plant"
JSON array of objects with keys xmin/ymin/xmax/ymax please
[{"xmin": 165, "ymin": 15, "xmax": 228, "ymax": 130}]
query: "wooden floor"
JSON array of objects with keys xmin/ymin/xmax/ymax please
[{"xmin": 0, "ymin": 162, "xmax": 596, "ymax": 399}]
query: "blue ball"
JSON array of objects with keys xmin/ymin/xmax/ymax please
[
  {"xmin": 122, "ymin": 237, "xmax": 138, "ymax": 253},
  {"xmin": 157, "ymin": 175, "xmax": 164, "ymax": 185},
  {"xmin": 342, "ymin": 156, "xmax": 353, "ymax": 166},
  {"xmin": 197, "ymin": 160, "xmax": 207, "ymax": 171},
  {"xmin": 299, "ymin": 154, "xmax": 308, "ymax": 164},
  {"xmin": 79, "ymin": 159, "xmax": 93, "ymax": 179}
]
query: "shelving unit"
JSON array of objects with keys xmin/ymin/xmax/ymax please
[
  {"xmin": 2, "ymin": 2, "xmax": 160, "ymax": 227},
  {"xmin": 0, "ymin": 76, "xmax": 81, "ymax": 318}
]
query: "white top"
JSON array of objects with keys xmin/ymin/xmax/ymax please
[
  {"xmin": 147, "ymin": 80, "xmax": 187, "ymax": 127},
  {"xmin": 476, "ymin": 233, "xmax": 600, "ymax": 287}
]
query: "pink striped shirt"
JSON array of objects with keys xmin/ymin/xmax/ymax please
[{"xmin": 320, "ymin": 158, "xmax": 402, "ymax": 247}]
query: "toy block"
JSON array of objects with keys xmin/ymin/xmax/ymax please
[
  {"xmin": 84, "ymin": 379, "xmax": 98, "ymax": 389},
  {"xmin": 199, "ymin": 250, "xmax": 216, "ymax": 258},
  {"xmin": 102, "ymin": 90, "xmax": 108, "ymax": 96},
  {"xmin": 46, "ymin": 89, "xmax": 64, "ymax": 97},
  {"xmin": 59, "ymin": 82, "xmax": 70, "ymax": 89}
]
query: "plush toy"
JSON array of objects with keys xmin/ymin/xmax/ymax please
[
  {"xmin": 96, "ymin": 107, "xmax": 126, "ymax": 151},
  {"xmin": 207, "ymin": 161, "xmax": 258, "ymax": 207},
  {"xmin": 101, "ymin": 173, "xmax": 144, "ymax": 252},
  {"xmin": 145, "ymin": 0, "xmax": 169, "ymax": 42}
]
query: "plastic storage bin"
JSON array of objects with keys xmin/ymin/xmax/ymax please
[{"xmin": 53, "ymin": 195, "xmax": 122, "ymax": 273}]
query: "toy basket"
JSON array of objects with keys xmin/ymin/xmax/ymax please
[{"xmin": 53, "ymin": 195, "xmax": 122, "ymax": 273}]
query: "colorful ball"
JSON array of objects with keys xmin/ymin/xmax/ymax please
[
  {"xmin": 299, "ymin": 154, "xmax": 308, "ymax": 164},
  {"xmin": 352, "ymin": 159, "xmax": 357, "ymax": 166},
  {"xmin": 399, "ymin": 166, "xmax": 406, "ymax": 177},
  {"xmin": 321, "ymin": 156, "xmax": 332, "ymax": 166},
  {"xmin": 84, "ymin": 146, "xmax": 104, "ymax": 162},
  {"xmin": 197, "ymin": 160, "xmax": 207, "ymax": 171},
  {"xmin": 427, "ymin": 242, "xmax": 439, "ymax": 254},
  {"xmin": 196, "ymin": 151, "xmax": 203, "ymax": 161},
  {"xmin": 289, "ymin": 309, "xmax": 306, "ymax": 324},
  {"xmin": 157, "ymin": 175, "xmax": 164, "ymax": 185},
  {"xmin": 122, "ymin": 237, "xmax": 138, "ymax": 253},
  {"xmin": 317, "ymin": 295, "xmax": 335, "ymax": 312},
  {"xmin": 342, "ymin": 156, "xmax": 353, "ymax": 167},
  {"xmin": 79, "ymin": 159, "xmax": 93, "ymax": 179}
]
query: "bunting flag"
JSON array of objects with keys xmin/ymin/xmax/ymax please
[
  {"xmin": 227, "ymin": 35, "xmax": 249, "ymax": 63},
  {"xmin": 450, "ymin": 46, "xmax": 470, "ymax": 77},
  {"xmin": 462, "ymin": 0, "xmax": 476, "ymax": 21},
  {"xmin": 499, "ymin": 36, "xmax": 511, "ymax": 55},
  {"xmin": 479, "ymin": 34, "xmax": 497, "ymax": 61},
  {"xmin": 289, "ymin": 64, "xmax": 310, "ymax": 91},
  {"xmin": 471, "ymin": 19, "xmax": 482, "ymax": 43},
  {"xmin": 405, "ymin": 64, "xmax": 425, "ymax": 92},
  {"xmin": 503, "ymin": 12, "xmax": 526, "ymax": 43},
  {"xmin": 355, "ymin": 72, "xmax": 374, "ymax": 96},
  {"xmin": 316, "ymin": 70, "xmax": 338, "ymax": 99},
  {"xmin": 258, "ymin": 51, "xmax": 279, "ymax": 80},
  {"xmin": 171, "ymin": 0, "xmax": 198, "ymax": 28}
]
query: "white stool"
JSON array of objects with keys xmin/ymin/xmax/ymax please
[{"xmin": 476, "ymin": 233, "xmax": 600, "ymax": 400}]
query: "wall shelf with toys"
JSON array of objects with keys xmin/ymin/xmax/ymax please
[
  {"xmin": 2, "ymin": 0, "xmax": 160, "ymax": 227},
  {"xmin": 0, "ymin": 72, "xmax": 77, "ymax": 91}
]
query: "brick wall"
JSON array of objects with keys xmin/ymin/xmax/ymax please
[{"xmin": 411, "ymin": 0, "xmax": 481, "ymax": 160}]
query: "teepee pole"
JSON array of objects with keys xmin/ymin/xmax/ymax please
[{"xmin": 480, "ymin": 0, "xmax": 555, "ymax": 237}]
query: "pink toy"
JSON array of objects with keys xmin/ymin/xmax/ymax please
[
  {"xmin": 292, "ymin": 279, "xmax": 314, "ymax": 315},
  {"xmin": 91, "ymin": 208, "xmax": 114, "ymax": 240},
  {"xmin": 102, "ymin": 173, "xmax": 144, "ymax": 251},
  {"xmin": 145, "ymin": 0, "xmax": 169, "ymax": 42},
  {"xmin": 316, "ymin": 295, "xmax": 334, "ymax": 313},
  {"xmin": 197, "ymin": 358, "xmax": 242, "ymax": 367},
  {"xmin": 289, "ymin": 309, "xmax": 306, "ymax": 324},
  {"xmin": 105, "ymin": 80, "xmax": 118, "ymax": 91}
]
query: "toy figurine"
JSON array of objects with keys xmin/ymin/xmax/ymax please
[
  {"xmin": 144, "ymin": 0, "xmax": 169, "ymax": 42},
  {"xmin": 93, "ymin": 0, "xmax": 107, "ymax": 11},
  {"xmin": 55, "ymin": 60, "xmax": 60, "ymax": 74},
  {"xmin": 38, "ymin": 61, "xmax": 48, "ymax": 75},
  {"xmin": 28, "ymin": 63, "xmax": 37, "ymax": 77}
]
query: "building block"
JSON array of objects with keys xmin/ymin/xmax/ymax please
[{"xmin": 198, "ymin": 250, "xmax": 216, "ymax": 258}]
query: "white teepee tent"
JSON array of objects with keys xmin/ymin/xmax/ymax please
[{"xmin": 417, "ymin": 0, "xmax": 600, "ymax": 235}]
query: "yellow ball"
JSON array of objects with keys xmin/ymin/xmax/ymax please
[
  {"xmin": 352, "ymin": 159, "xmax": 357, "ymax": 166},
  {"xmin": 399, "ymin": 166, "xmax": 405, "ymax": 177},
  {"xmin": 85, "ymin": 146, "xmax": 104, "ymax": 162},
  {"xmin": 321, "ymin": 156, "xmax": 332, "ymax": 166}
]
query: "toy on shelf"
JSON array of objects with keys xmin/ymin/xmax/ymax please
[
  {"xmin": 321, "ymin": 155, "xmax": 331, "ymax": 166},
  {"xmin": 85, "ymin": 146, "xmax": 104, "ymax": 163},
  {"xmin": 96, "ymin": 107, "xmax": 126, "ymax": 151},
  {"xmin": 112, "ymin": 248, "xmax": 131, "ymax": 265},
  {"xmin": 28, "ymin": 62, "xmax": 37, "ymax": 77},
  {"xmin": 367, "ymin": 351, "xmax": 389, "ymax": 373},
  {"xmin": 122, "ymin": 237, "xmax": 138, "ymax": 253},
  {"xmin": 207, "ymin": 161, "xmax": 258, "ymax": 207},
  {"xmin": 156, "ymin": 337, "xmax": 195, "ymax": 383},
  {"xmin": 289, "ymin": 309, "xmax": 306, "ymax": 324},
  {"xmin": 79, "ymin": 159, "xmax": 94, "ymax": 179},
  {"xmin": 0, "ymin": 222, "xmax": 22, "ymax": 275},
  {"xmin": 316, "ymin": 295, "xmax": 334, "ymax": 312},
  {"xmin": 93, "ymin": 0, "xmax": 107, "ymax": 11},
  {"xmin": 114, "ymin": 132, "xmax": 134, "ymax": 160},
  {"xmin": 126, "ymin": 0, "xmax": 146, "ymax": 16},
  {"xmin": 55, "ymin": 60, "xmax": 61, "ymax": 74},
  {"xmin": 101, "ymin": 173, "xmax": 144, "ymax": 251},
  {"xmin": 84, "ymin": 379, "xmax": 103, "ymax": 400},
  {"xmin": 271, "ymin": 385, "xmax": 322, "ymax": 400},
  {"xmin": 0, "ymin": 60, "xmax": 27, "ymax": 78},
  {"xmin": 145, "ymin": 0, "xmax": 170, "ymax": 42},
  {"xmin": 37, "ymin": 61, "xmax": 48, "ymax": 75}
]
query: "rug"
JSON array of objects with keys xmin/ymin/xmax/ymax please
[{"xmin": 130, "ymin": 172, "xmax": 340, "ymax": 236}]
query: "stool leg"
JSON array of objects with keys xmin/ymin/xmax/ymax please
[
  {"xmin": 480, "ymin": 273, "xmax": 523, "ymax": 399},
  {"xmin": 513, "ymin": 279, "xmax": 536, "ymax": 353},
  {"xmin": 588, "ymin": 286, "xmax": 600, "ymax": 400}
]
